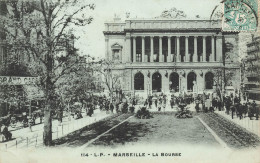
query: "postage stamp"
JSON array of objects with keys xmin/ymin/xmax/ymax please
[{"xmin": 222, "ymin": 0, "xmax": 258, "ymax": 31}]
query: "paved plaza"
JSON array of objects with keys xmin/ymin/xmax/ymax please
[
  {"xmin": 0, "ymin": 109, "xmax": 111, "ymax": 150},
  {"xmin": 1, "ymin": 103, "xmax": 259, "ymax": 151}
]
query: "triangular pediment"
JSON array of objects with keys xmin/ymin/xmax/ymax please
[{"xmin": 111, "ymin": 42, "xmax": 122, "ymax": 49}]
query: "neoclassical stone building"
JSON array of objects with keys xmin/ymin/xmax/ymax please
[{"xmin": 103, "ymin": 18, "xmax": 241, "ymax": 97}]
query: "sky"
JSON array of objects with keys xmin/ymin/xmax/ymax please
[{"xmin": 73, "ymin": 0, "xmax": 222, "ymax": 60}]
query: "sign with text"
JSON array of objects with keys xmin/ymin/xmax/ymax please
[{"xmin": 0, "ymin": 76, "xmax": 40, "ymax": 85}]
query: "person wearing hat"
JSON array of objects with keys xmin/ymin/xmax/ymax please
[
  {"xmin": 252, "ymin": 101, "xmax": 258, "ymax": 120},
  {"xmin": 248, "ymin": 102, "xmax": 253, "ymax": 120},
  {"xmin": 1, "ymin": 124, "xmax": 12, "ymax": 141}
]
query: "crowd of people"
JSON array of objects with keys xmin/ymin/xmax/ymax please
[
  {"xmin": 140, "ymin": 92, "xmax": 259, "ymax": 121},
  {"xmin": 1, "ymin": 92, "xmax": 259, "ymax": 142},
  {"xmin": 224, "ymin": 96, "xmax": 259, "ymax": 120}
]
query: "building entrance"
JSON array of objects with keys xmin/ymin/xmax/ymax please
[
  {"xmin": 169, "ymin": 72, "xmax": 179, "ymax": 92},
  {"xmin": 187, "ymin": 72, "xmax": 197, "ymax": 92},
  {"xmin": 152, "ymin": 72, "xmax": 162, "ymax": 92}
]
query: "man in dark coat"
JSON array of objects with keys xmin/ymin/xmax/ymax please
[
  {"xmin": 1, "ymin": 124, "xmax": 12, "ymax": 141},
  {"xmin": 109, "ymin": 102, "xmax": 114, "ymax": 113},
  {"xmin": 225, "ymin": 97, "xmax": 232, "ymax": 115},
  {"xmin": 148, "ymin": 97, "xmax": 152, "ymax": 109},
  {"xmin": 231, "ymin": 105, "xmax": 236, "ymax": 119},
  {"xmin": 237, "ymin": 103, "xmax": 243, "ymax": 120},
  {"xmin": 252, "ymin": 101, "xmax": 258, "ymax": 120},
  {"xmin": 248, "ymin": 102, "xmax": 253, "ymax": 120}
]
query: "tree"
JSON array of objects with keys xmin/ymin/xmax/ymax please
[
  {"xmin": 0, "ymin": 61, "xmax": 32, "ymax": 117},
  {"xmin": 96, "ymin": 60, "xmax": 124, "ymax": 103},
  {"xmin": 55, "ymin": 55, "xmax": 97, "ymax": 106},
  {"xmin": 0, "ymin": 0, "xmax": 95, "ymax": 146}
]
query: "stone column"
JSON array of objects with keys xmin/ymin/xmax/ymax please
[
  {"xmin": 159, "ymin": 36, "xmax": 163, "ymax": 62},
  {"xmin": 125, "ymin": 34, "xmax": 131, "ymax": 62},
  {"xmin": 142, "ymin": 36, "xmax": 145, "ymax": 62},
  {"xmin": 216, "ymin": 35, "xmax": 223, "ymax": 62},
  {"xmin": 133, "ymin": 36, "xmax": 136, "ymax": 62},
  {"xmin": 179, "ymin": 73, "xmax": 187, "ymax": 93},
  {"xmin": 176, "ymin": 36, "xmax": 180, "ymax": 62},
  {"xmin": 167, "ymin": 36, "xmax": 171, "ymax": 62},
  {"xmin": 150, "ymin": 36, "xmax": 154, "ymax": 62},
  {"xmin": 211, "ymin": 36, "xmax": 215, "ymax": 62},
  {"xmin": 203, "ymin": 36, "xmax": 206, "ymax": 62},
  {"xmin": 193, "ymin": 36, "xmax": 198, "ymax": 62},
  {"xmin": 185, "ymin": 36, "xmax": 189, "ymax": 62},
  {"xmin": 162, "ymin": 71, "xmax": 169, "ymax": 93}
]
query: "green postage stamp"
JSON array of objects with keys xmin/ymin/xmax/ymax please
[{"xmin": 223, "ymin": 0, "xmax": 258, "ymax": 31}]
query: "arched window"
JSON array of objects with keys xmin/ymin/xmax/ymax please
[
  {"xmin": 187, "ymin": 72, "xmax": 197, "ymax": 91},
  {"xmin": 134, "ymin": 72, "xmax": 144, "ymax": 90},
  {"xmin": 205, "ymin": 72, "xmax": 214, "ymax": 89},
  {"xmin": 169, "ymin": 72, "xmax": 179, "ymax": 92},
  {"xmin": 152, "ymin": 72, "xmax": 162, "ymax": 92}
]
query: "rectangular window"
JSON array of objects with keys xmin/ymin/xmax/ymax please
[
  {"xmin": 113, "ymin": 49, "xmax": 120, "ymax": 60},
  {"xmin": 136, "ymin": 53, "xmax": 141, "ymax": 62}
]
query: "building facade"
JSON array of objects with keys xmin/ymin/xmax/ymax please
[
  {"xmin": 103, "ymin": 18, "xmax": 241, "ymax": 97},
  {"xmin": 244, "ymin": 35, "xmax": 260, "ymax": 101}
]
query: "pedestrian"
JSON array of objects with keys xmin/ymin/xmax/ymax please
[
  {"xmin": 231, "ymin": 105, "xmax": 235, "ymax": 119},
  {"xmin": 109, "ymin": 102, "xmax": 114, "ymax": 113},
  {"xmin": 217, "ymin": 98, "xmax": 222, "ymax": 111},
  {"xmin": 234, "ymin": 95, "xmax": 240, "ymax": 105},
  {"xmin": 238, "ymin": 103, "xmax": 243, "ymax": 120},
  {"xmin": 252, "ymin": 101, "xmax": 258, "ymax": 120},
  {"xmin": 158, "ymin": 99, "xmax": 162, "ymax": 111},
  {"xmin": 243, "ymin": 102, "xmax": 248, "ymax": 118},
  {"xmin": 1, "ymin": 124, "xmax": 12, "ymax": 141},
  {"xmin": 170, "ymin": 98, "xmax": 174, "ymax": 109},
  {"xmin": 195, "ymin": 98, "xmax": 200, "ymax": 112},
  {"xmin": 87, "ymin": 103, "xmax": 94, "ymax": 117},
  {"xmin": 205, "ymin": 97, "xmax": 211, "ymax": 113},
  {"xmin": 248, "ymin": 102, "xmax": 253, "ymax": 120},
  {"xmin": 116, "ymin": 102, "xmax": 120, "ymax": 113},
  {"xmin": 155, "ymin": 98, "xmax": 158, "ymax": 108},
  {"xmin": 122, "ymin": 101, "xmax": 129, "ymax": 113},
  {"xmin": 144, "ymin": 99, "xmax": 148, "ymax": 107},
  {"xmin": 226, "ymin": 96, "xmax": 232, "ymax": 115},
  {"xmin": 255, "ymin": 106, "xmax": 259, "ymax": 120},
  {"xmin": 163, "ymin": 96, "xmax": 167, "ymax": 111},
  {"xmin": 148, "ymin": 97, "xmax": 152, "ymax": 109}
]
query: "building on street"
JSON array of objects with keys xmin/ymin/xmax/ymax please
[
  {"xmin": 243, "ymin": 35, "xmax": 260, "ymax": 101},
  {"xmin": 103, "ymin": 17, "xmax": 241, "ymax": 98}
]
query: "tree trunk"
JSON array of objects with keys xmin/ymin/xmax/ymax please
[{"xmin": 43, "ymin": 104, "xmax": 52, "ymax": 146}]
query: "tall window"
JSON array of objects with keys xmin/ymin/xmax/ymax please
[
  {"xmin": 205, "ymin": 72, "xmax": 214, "ymax": 89},
  {"xmin": 169, "ymin": 72, "xmax": 179, "ymax": 92},
  {"xmin": 134, "ymin": 72, "xmax": 144, "ymax": 90},
  {"xmin": 187, "ymin": 72, "xmax": 197, "ymax": 91}
]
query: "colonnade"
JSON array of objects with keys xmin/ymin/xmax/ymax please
[{"xmin": 129, "ymin": 35, "xmax": 223, "ymax": 63}]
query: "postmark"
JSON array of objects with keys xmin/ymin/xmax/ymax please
[{"xmin": 222, "ymin": 0, "xmax": 258, "ymax": 31}]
